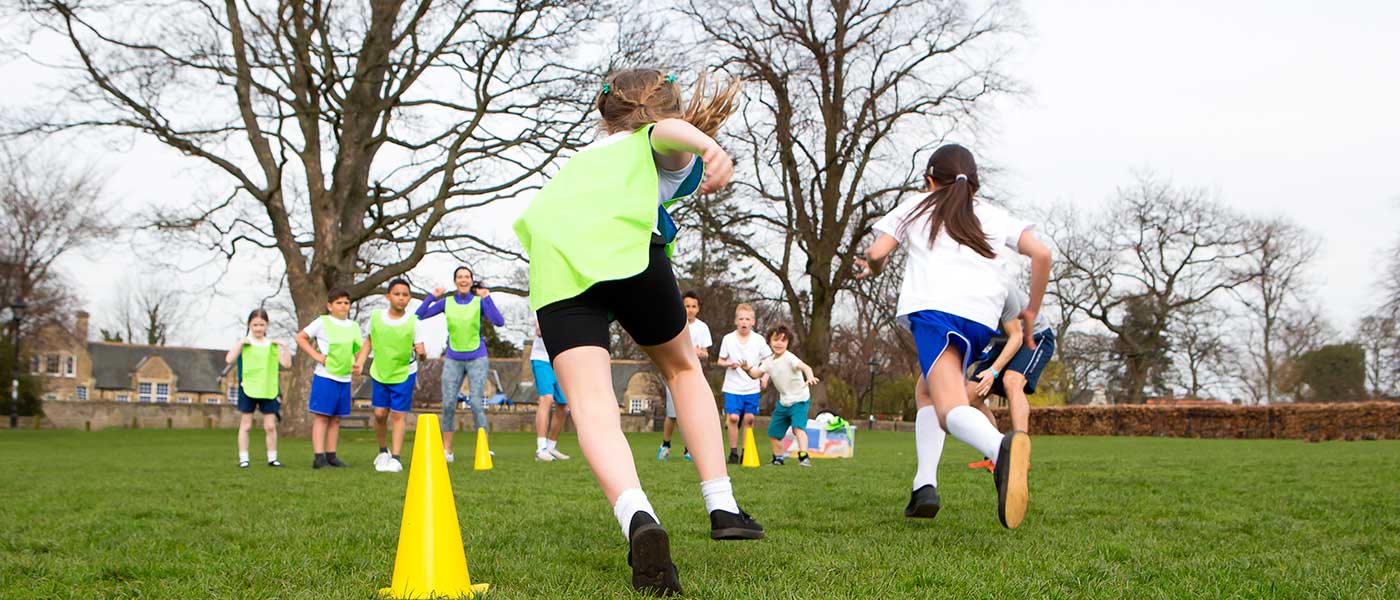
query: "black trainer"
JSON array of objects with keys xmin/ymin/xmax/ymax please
[
  {"xmin": 709, "ymin": 508, "xmax": 765, "ymax": 540},
  {"xmin": 627, "ymin": 512, "xmax": 682, "ymax": 596},
  {"xmin": 727, "ymin": 451, "xmax": 740, "ymax": 465},
  {"xmin": 904, "ymin": 484, "xmax": 941, "ymax": 518},
  {"xmin": 327, "ymin": 455, "xmax": 350, "ymax": 468},
  {"xmin": 312, "ymin": 455, "xmax": 329, "ymax": 469},
  {"xmin": 993, "ymin": 431, "xmax": 1031, "ymax": 529},
  {"xmin": 267, "ymin": 460, "xmax": 283, "ymax": 467},
  {"xmin": 770, "ymin": 457, "xmax": 784, "ymax": 466}
]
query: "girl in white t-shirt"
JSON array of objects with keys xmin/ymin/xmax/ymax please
[{"xmin": 855, "ymin": 143, "xmax": 1051, "ymax": 530}]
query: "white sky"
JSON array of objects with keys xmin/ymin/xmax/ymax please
[{"xmin": 5, "ymin": 0, "xmax": 1399, "ymax": 350}]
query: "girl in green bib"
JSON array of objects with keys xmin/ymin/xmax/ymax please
[
  {"xmin": 295, "ymin": 288, "xmax": 363, "ymax": 469},
  {"xmin": 225, "ymin": 308, "xmax": 291, "ymax": 468},
  {"xmin": 513, "ymin": 69, "xmax": 762, "ymax": 596}
]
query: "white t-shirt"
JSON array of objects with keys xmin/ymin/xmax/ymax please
[
  {"xmin": 999, "ymin": 287, "xmax": 1050, "ymax": 334},
  {"xmin": 371, "ymin": 309, "xmax": 426, "ymax": 376},
  {"xmin": 756, "ymin": 351, "xmax": 810, "ymax": 406},
  {"xmin": 718, "ymin": 331, "xmax": 772, "ymax": 395},
  {"xmin": 301, "ymin": 315, "xmax": 359, "ymax": 383},
  {"xmin": 529, "ymin": 334, "xmax": 549, "ymax": 362},
  {"xmin": 873, "ymin": 199, "xmax": 1033, "ymax": 329},
  {"xmin": 688, "ymin": 319, "xmax": 713, "ymax": 351},
  {"xmin": 588, "ymin": 131, "xmax": 700, "ymax": 235}
]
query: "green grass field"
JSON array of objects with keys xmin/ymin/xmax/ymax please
[{"xmin": 1, "ymin": 429, "xmax": 1397, "ymax": 599}]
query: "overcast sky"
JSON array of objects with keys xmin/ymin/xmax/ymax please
[{"xmin": 5, "ymin": 0, "xmax": 1398, "ymax": 350}]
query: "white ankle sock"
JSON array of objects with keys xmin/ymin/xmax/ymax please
[
  {"xmin": 700, "ymin": 477, "xmax": 740, "ymax": 514},
  {"xmin": 536, "ymin": 436, "xmax": 547, "ymax": 452},
  {"xmin": 946, "ymin": 405, "xmax": 1003, "ymax": 463},
  {"xmin": 912, "ymin": 406, "xmax": 945, "ymax": 490},
  {"xmin": 547, "ymin": 439, "xmax": 558, "ymax": 452},
  {"xmin": 267, "ymin": 451, "xmax": 278, "ymax": 462},
  {"xmin": 238, "ymin": 451, "xmax": 249, "ymax": 463},
  {"xmin": 612, "ymin": 488, "xmax": 658, "ymax": 541}
]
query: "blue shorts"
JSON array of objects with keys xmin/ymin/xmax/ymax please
[
  {"xmin": 724, "ymin": 392, "xmax": 760, "ymax": 416},
  {"xmin": 371, "ymin": 373, "xmax": 416, "ymax": 413},
  {"xmin": 970, "ymin": 329, "xmax": 1057, "ymax": 395},
  {"xmin": 530, "ymin": 360, "xmax": 567, "ymax": 405},
  {"xmin": 308, "ymin": 375, "xmax": 352, "ymax": 417},
  {"xmin": 907, "ymin": 310, "xmax": 997, "ymax": 378},
  {"xmin": 767, "ymin": 401, "xmax": 809, "ymax": 439},
  {"xmin": 237, "ymin": 389, "xmax": 280, "ymax": 415}
]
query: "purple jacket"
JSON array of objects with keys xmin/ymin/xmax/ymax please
[{"xmin": 416, "ymin": 293, "xmax": 504, "ymax": 361}]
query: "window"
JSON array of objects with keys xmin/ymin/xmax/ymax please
[
  {"xmin": 205, "ymin": 396, "xmax": 220, "ymax": 404},
  {"xmin": 44, "ymin": 393, "xmax": 57, "ymax": 402},
  {"xmin": 65, "ymin": 356, "xmax": 75, "ymax": 377},
  {"xmin": 155, "ymin": 383, "xmax": 170, "ymax": 403},
  {"xmin": 30, "ymin": 355, "xmax": 40, "ymax": 374},
  {"xmin": 76, "ymin": 386, "xmax": 88, "ymax": 401},
  {"xmin": 227, "ymin": 385, "xmax": 238, "ymax": 403},
  {"xmin": 177, "ymin": 396, "xmax": 193, "ymax": 404},
  {"xmin": 629, "ymin": 398, "xmax": 647, "ymax": 414},
  {"xmin": 46, "ymin": 354, "xmax": 60, "ymax": 374},
  {"xmin": 116, "ymin": 394, "xmax": 130, "ymax": 403},
  {"xmin": 138, "ymin": 382, "xmax": 153, "ymax": 403}
]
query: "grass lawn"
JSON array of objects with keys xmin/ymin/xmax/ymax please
[{"xmin": 1, "ymin": 428, "xmax": 1397, "ymax": 599}]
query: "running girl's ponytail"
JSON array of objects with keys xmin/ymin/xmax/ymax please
[
  {"xmin": 597, "ymin": 69, "xmax": 741, "ymax": 138},
  {"xmin": 901, "ymin": 144, "xmax": 995, "ymax": 259}
]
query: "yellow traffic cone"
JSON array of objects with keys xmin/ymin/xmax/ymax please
[
  {"xmin": 742, "ymin": 426, "xmax": 761, "ymax": 468},
  {"xmin": 473, "ymin": 427, "xmax": 493, "ymax": 471},
  {"xmin": 379, "ymin": 414, "xmax": 488, "ymax": 599}
]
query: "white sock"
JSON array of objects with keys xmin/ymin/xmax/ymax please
[
  {"xmin": 547, "ymin": 439, "xmax": 558, "ymax": 452},
  {"xmin": 238, "ymin": 451, "xmax": 249, "ymax": 463},
  {"xmin": 612, "ymin": 488, "xmax": 658, "ymax": 541},
  {"xmin": 946, "ymin": 405, "xmax": 1004, "ymax": 463},
  {"xmin": 536, "ymin": 436, "xmax": 547, "ymax": 452},
  {"xmin": 700, "ymin": 477, "xmax": 740, "ymax": 514},
  {"xmin": 912, "ymin": 406, "xmax": 945, "ymax": 490},
  {"xmin": 267, "ymin": 451, "xmax": 278, "ymax": 462}
]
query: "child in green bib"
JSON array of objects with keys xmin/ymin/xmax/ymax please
[
  {"xmin": 295, "ymin": 288, "xmax": 363, "ymax": 469},
  {"xmin": 225, "ymin": 308, "xmax": 292, "ymax": 468},
  {"xmin": 513, "ymin": 69, "xmax": 762, "ymax": 596},
  {"xmin": 353, "ymin": 278, "xmax": 426, "ymax": 474}
]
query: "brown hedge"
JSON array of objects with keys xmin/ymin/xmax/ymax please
[{"xmin": 989, "ymin": 402, "xmax": 1400, "ymax": 441}]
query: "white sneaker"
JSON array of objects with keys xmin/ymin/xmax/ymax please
[
  {"xmin": 548, "ymin": 448, "xmax": 571, "ymax": 460},
  {"xmin": 444, "ymin": 451, "xmax": 455, "ymax": 463},
  {"xmin": 373, "ymin": 452, "xmax": 390, "ymax": 471},
  {"xmin": 535, "ymin": 449, "xmax": 555, "ymax": 462},
  {"xmin": 387, "ymin": 457, "xmax": 404, "ymax": 472}
]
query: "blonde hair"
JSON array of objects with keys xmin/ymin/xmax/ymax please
[
  {"xmin": 734, "ymin": 303, "xmax": 755, "ymax": 317},
  {"xmin": 597, "ymin": 69, "xmax": 741, "ymax": 138}
]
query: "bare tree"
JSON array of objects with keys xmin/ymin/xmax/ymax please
[
  {"xmin": 15, "ymin": 0, "xmax": 607, "ymax": 431},
  {"xmin": 1046, "ymin": 176, "xmax": 1257, "ymax": 403},
  {"xmin": 674, "ymin": 0, "xmax": 1020, "ymax": 403},
  {"xmin": 1167, "ymin": 301, "xmax": 1230, "ymax": 400},
  {"xmin": 103, "ymin": 280, "xmax": 193, "ymax": 346},
  {"xmin": 1233, "ymin": 217, "xmax": 1319, "ymax": 404},
  {"xmin": 0, "ymin": 146, "xmax": 110, "ymax": 332},
  {"xmin": 1356, "ymin": 313, "xmax": 1399, "ymax": 398}
]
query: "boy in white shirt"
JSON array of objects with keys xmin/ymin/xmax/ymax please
[
  {"xmin": 294, "ymin": 288, "xmax": 364, "ymax": 469},
  {"xmin": 716, "ymin": 303, "xmax": 771, "ymax": 464},
  {"xmin": 658, "ymin": 291, "xmax": 712, "ymax": 461},
  {"xmin": 743, "ymin": 326, "xmax": 818, "ymax": 467}
]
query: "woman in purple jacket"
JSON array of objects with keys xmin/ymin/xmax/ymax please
[{"xmin": 417, "ymin": 266, "xmax": 505, "ymax": 463}]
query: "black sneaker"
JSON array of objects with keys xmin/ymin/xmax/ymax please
[
  {"xmin": 238, "ymin": 460, "xmax": 250, "ymax": 469},
  {"xmin": 267, "ymin": 460, "xmax": 283, "ymax": 468},
  {"xmin": 770, "ymin": 457, "xmax": 784, "ymax": 466},
  {"xmin": 993, "ymin": 431, "xmax": 1031, "ymax": 529},
  {"xmin": 312, "ymin": 455, "xmax": 329, "ymax": 469},
  {"xmin": 904, "ymin": 484, "xmax": 941, "ymax": 518},
  {"xmin": 727, "ymin": 452, "xmax": 740, "ymax": 465},
  {"xmin": 627, "ymin": 513, "xmax": 682, "ymax": 596},
  {"xmin": 709, "ymin": 508, "xmax": 765, "ymax": 540},
  {"xmin": 327, "ymin": 456, "xmax": 350, "ymax": 468}
]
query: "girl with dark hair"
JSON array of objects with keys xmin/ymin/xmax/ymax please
[
  {"xmin": 855, "ymin": 143, "xmax": 1052, "ymax": 530},
  {"xmin": 225, "ymin": 308, "xmax": 292, "ymax": 468},
  {"xmin": 513, "ymin": 69, "xmax": 758, "ymax": 596}
]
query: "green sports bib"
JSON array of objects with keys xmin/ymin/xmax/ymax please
[
  {"xmin": 320, "ymin": 316, "xmax": 362, "ymax": 377},
  {"xmin": 369, "ymin": 310, "xmax": 417, "ymax": 385},
  {"xmin": 240, "ymin": 342, "xmax": 280, "ymax": 399},
  {"xmin": 513, "ymin": 125, "xmax": 698, "ymax": 311},
  {"xmin": 444, "ymin": 296, "xmax": 483, "ymax": 353}
]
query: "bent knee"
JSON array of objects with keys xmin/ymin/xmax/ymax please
[{"xmin": 1003, "ymin": 372, "xmax": 1028, "ymax": 386}]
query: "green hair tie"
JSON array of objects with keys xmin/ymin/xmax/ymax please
[
  {"xmin": 665, "ymin": 75, "xmax": 677, "ymax": 83},
  {"xmin": 602, "ymin": 83, "xmax": 611, "ymax": 94}
]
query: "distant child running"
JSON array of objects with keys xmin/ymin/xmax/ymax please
[
  {"xmin": 226, "ymin": 308, "xmax": 291, "ymax": 468},
  {"xmin": 717, "ymin": 303, "xmax": 771, "ymax": 464},
  {"xmin": 658, "ymin": 290, "xmax": 712, "ymax": 461},
  {"xmin": 514, "ymin": 69, "xmax": 763, "ymax": 596},
  {"xmin": 855, "ymin": 143, "xmax": 1052, "ymax": 529},
  {"xmin": 295, "ymin": 288, "xmax": 364, "ymax": 469},
  {"xmin": 353, "ymin": 278, "xmax": 426, "ymax": 474},
  {"xmin": 530, "ymin": 322, "xmax": 572, "ymax": 462},
  {"xmin": 742, "ymin": 325, "xmax": 817, "ymax": 467}
]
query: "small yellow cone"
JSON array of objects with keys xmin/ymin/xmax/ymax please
[
  {"xmin": 473, "ymin": 427, "xmax": 493, "ymax": 471},
  {"xmin": 742, "ymin": 426, "xmax": 761, "ymax": 468},
  {"xmin": 379, "ymin": 414, "xmax": 488, "ymax": 599}
]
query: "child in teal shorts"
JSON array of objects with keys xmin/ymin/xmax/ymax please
[{"xmin": 745, "ymin": 326, "xmax": 819, "ymax": 467}]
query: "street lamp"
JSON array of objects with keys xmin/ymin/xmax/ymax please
[
  {"xmin": 10, "ymin": 301, "xmax": 27, "ymax": 429},
  {"xmin": 864, "ymin": 358, "xmax": 878, "ymax": 430}
]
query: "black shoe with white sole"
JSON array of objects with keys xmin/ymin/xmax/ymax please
[
  {"xmin": 267, "ymin": 460, "xmax": 283, "ymax": 467},
  {"xmin": 627, "ymin": 512, "xmax": 681, "ymax": 597},
  {"xmin": 709, "ymin": 508, "xmax": 765, "ymax": 540},
  {"xmin": 904, "ymin": 484, "xmax": 941, "ymax": 519},
  {"xmin": 993, "ymin": 431, "xmax": 1031, "ymax": 529}
]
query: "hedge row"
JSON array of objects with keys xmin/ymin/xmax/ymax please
[{"xmin": 990, "ymin": 402, "xmax": 1400, "ymax": 441}]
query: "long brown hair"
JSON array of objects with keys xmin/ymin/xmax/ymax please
[
  {"xmin": 900, "ymin": 144, "xmax": 994, "ymax": 258},
  {"xmin": 597, "ymin": 69, "xmax": 741, "ymax": 138}
]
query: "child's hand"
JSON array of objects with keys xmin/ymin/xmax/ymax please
[
  {"xmin": 1017, "ymin": 309, "xmax": 1039, "ymax": 350},
  {"xmin": 853, "ymin": 256, "xmax": 873, "ymax": 280},
  {"xmin": 314, "ymin": 353, "xmax": 327, "ymax": 366},
  {"xmin": 697, "ymin": 144, "xmax": 733, "ymax": 194},
  {"xmin": 352, "ymin": 362, "xmax": 364, "ymax": 376},
  {"xmin": 807, "ymin": 376, "xmax": 820, "ymax": 386},
  {"xmin": 974, "ymin": 370, "xmax": 996, "ymax": 397}
]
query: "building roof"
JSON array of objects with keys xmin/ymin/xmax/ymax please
[{"xmin": 86, "ymin": 342, "xmax": 230, "ymax": 393}]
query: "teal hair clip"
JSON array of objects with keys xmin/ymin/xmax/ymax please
[
  {"xmin": 602, "ymin": 83, "xmax": 611, "ymax": 94},
  {"xmin": 665, "ymin": 75, "xmax": 677, "ymax": 83}
]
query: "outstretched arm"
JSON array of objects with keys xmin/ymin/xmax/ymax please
[
  {"xmin": 650, "ymin": 118, "xmax": 733, "ymax": 194},
  {"xmin": 1017, "ymin": 231, "xmax": 1052, "ymax": 349},
  {"xmin": 854, "ymin": 234, "xmax": 899, "ymax": 279}
]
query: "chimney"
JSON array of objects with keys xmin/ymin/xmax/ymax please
[{"xmin": 75, "ymin": 311, "xmax": 90, "ymax": 342}]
